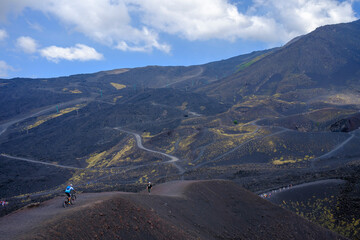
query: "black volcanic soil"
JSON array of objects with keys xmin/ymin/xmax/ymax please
[
  {"xmin": 0, "ymin": 156, "xmax": 73, "ymax": 198},
  {"xmin": 0, "ymin": 180, "xmax": 346, "ymax": 240},
  {"xmin": 268, "ymin": 179, "xmax": 346, "ymax": 204}
]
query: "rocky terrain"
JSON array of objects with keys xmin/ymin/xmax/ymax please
[
  {"xmin": 1, "ymin": 20, "xmax": 360, "ymax": 239},
  {"xmin": 0, "ymin": 180, "xmax": 346, "ymax": 240}
]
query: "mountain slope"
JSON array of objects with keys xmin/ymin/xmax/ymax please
[
  {"xmin": 202, "ymin": 20, "xmax": 360, "ymax": 103},
  {"xmin": 0, "ymin": 49, "xmax": 273, "ymax": 123},
  {"xmin": 91, "ymin": 49, "xmax": 275, "ymax": 89},
  {"xmin": 0, "ymin": 180, "xmax": 345, "ymax": 240}
]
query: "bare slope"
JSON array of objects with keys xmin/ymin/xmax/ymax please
[
  {"xmin": 0, "ymin": 180, "xmax": 345, "ymax": 240},
  {"xmin": 202, "ymin": 20, "xmax": 360, "ymax": 102}
]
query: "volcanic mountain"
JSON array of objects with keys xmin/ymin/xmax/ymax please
[
  {"xmin": 1, "ymin": 20, "xmax": 360, "ymax": 240},
  {"xmin": 0, "ymin": 49, "xmax": 271, "ymax": 123},
  {"xmin": 201, "ymin": 20, "xmax": 360, "ymax": 103}
]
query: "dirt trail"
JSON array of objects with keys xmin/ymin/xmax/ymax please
[
  {"xmin": 259, "ymin": 179, "xmax": 347, "ymax": 199},
  {"xmin": 0, "ymin": 98, "xmax": 92, "ymax": 137},
  {"xmin": 1, "ymin": 180, "xmax": 347, "ymax": 240},
  {"xmin": 115, "ymin": 128, "xmax": 185, "ymax": 176},
  {"xmin": 0, "ymin": 154, "xmax": 83, "ymax": 170},
  {"xmin": 0, "ymin": 192, "xmax": 116, "ymax": 240},
  {"xmin": 160, "ymin": 66, "xmax": 204, "ymax": 88},
  {"xmin": 245, "ymin": 117, "xmax": 358, "ymax": 169},
  {"xmin": 0, "ymin": 181, "xmax": 193, "ymax": 240},
  {"xmin": 311, "ymin": 134, "xmax": 356, "ymax": 167},
  {"xmin": 146, "ymin": 180, "xmax": 195, "ymax": 197}
]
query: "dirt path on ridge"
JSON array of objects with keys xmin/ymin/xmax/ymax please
[{"xmin": 0, "ymin": 180, "xmax": 193, "ymax": 240}]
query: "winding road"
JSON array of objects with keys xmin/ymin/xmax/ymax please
[
  {"xmin": 1, "ymin": 122, "xmax": 186, "ymax": 185},
  {"xmin": 2, "ymin": 94, "xmax": 359, "ymax": 200},
  {"xmin": 115, "ymin": 128, "xmax": 185, "ymax": 177},
  {"xmin": 192, "ymin": 118, "xmax": 290, "ymax": 169},
  {"xmin": 2, "ymin": 111, "xmax": 354, "ymax": 177}
]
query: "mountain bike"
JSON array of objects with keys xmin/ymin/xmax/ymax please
[{"xmin": 62, "ymin": 193, "xmax": 76, "ymax": 208}]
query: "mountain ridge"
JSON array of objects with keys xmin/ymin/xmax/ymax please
[
  {"xmin": 200, "ymin": 19, "xmax": 360, "ymax": 103},
  {"xmin": 0, "ymin": 180, "xmax": 346, "ymax": 240}
]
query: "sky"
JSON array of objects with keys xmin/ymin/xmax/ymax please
[{"xmin": 0, "ymin": 0, "xmax": 359, "ymax": 79}]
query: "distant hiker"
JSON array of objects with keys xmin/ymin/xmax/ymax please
[
  {"xmin": 65, "ymin": 184, "xmax": 76, "ymax": 203},
  {"xmin": 146, "ymin": 182, "xmax": 152, "ymax": 193}
]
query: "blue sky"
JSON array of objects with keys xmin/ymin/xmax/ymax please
[{"xmin": 0, "ymin": 0, "xmax": 359, "ymax": 79}]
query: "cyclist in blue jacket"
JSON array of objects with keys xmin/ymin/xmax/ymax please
[{"xmin": 65, "ymin": 184, "xmax": 76, "ymax": 203}]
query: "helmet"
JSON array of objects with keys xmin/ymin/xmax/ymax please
[
  {"xmin": 148, "ymin": 182, "xmax": 151, "ymax": 184},
  {"xmin": 70, "ymin": 184, "xmax": 73, "ymax": 187}
]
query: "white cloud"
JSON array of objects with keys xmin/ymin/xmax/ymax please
[
  {"xmin": 250, "ymin": 0, "xmax": 357, "ymax": 40},
  {"xmin": 15, "ymin": 35, "xmax": 103, "ymax": 63},
  {"xmin": 15, "ymin": 0, "xmax": 170, "ymax": 53},
  {"xmin": 16, "ymin": 36, "xmax": 38, "ymax": 53},
  {"xmin": 0, "ymin": 60, "xmax": 14, "ymax": 78},
  {"xmin": 130, "ymin": 0, "xmax": 250, "ymax": 41},
  {"xmin": 133, "ymin": 0, "xmax": 357, "ymax": 43},
  {"xmin": 0, "ymin": 29, "xmax": 8, "ymax": 41},
  {"xmin": 26, "ymin": 20, "xmax": 43, "ymax": 32},
  {"xmin": 0, "ymin": 0, "xmax": 358, "ymax": 50},
  {"xmin": 115, "ymin": 27, "xmax": 171, "ymax": 53},
  {"xmin": 39, "ymin": 44, "xmax": 104, "ymax": 62}
]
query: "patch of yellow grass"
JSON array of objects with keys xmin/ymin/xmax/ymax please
[
  {"xmin": 113, "ymin": 96, "xmax": 123, "ymax": 102},
  {"xmin": 166, "ymin": 145, "xmax": 175, "ymax": 153},
  {"xmin": 110, "ymin": 82, "xmax": 126, "ymax": 90},
  {"xmin": 179, "ymin": 132, "xmax": 197, "ymax": 150},
  {"xmin": 26, "ymin": 104, "xmax": 86, "ymax": 130},
  {"xmin": 326, "ymin": 93, "xmax": 360, "ymax": 105},
  {"xmin": 210, "ymin": 124, "xmax": 255, "ymax": 137},
  {"xmin": 138, "ymin": 174, "xmax": 148, "ymax": 184},
  {"xmin": 62, "ymin": 88, "xmax": 82, "ymax": 94},
  {"xmin": 273, "ymin": 159, "xmax": 297, "ymax": 165},
  {"xmin": 142, "ymin": 132, "xmax": 162, "ymax": 138},
  {"xmin": 177, "ymin": 102, "xmax": 188, "ymax": 111},
  {"xmin": 85, "ymin": 139, "xmax": 137, "ymax": 168},
  {"xmin": 108, "ymin": 142, "xmax": 133, "ymax": 165},
  {"xmin": 69, "ymin": 89, "xmax": 82, "ymax": 94},
  {"xmin": 86, "ymin": 151, "xmax": 108, "ymax": 168},
  {"xmin": 272, "ymin": 155, "xmax": 315, "ymax": 165}
]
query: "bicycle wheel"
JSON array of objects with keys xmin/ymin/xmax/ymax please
[{"xmin": 63, "ymin": 201, "xmax": 67, "ymax": 208}]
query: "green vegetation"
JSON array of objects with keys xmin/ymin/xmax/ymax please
[{"xmin": 235, "ymin": 53, "xmax": 271, "ymax": 72}]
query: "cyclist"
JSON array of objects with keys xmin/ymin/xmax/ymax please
[
  {"xmin": 65, "ymin": 184, "xmax": 76, "ymax": 203},
  {"xmin": 146, "ymin": 182, "xmax": 152, "ymax": 193}
]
